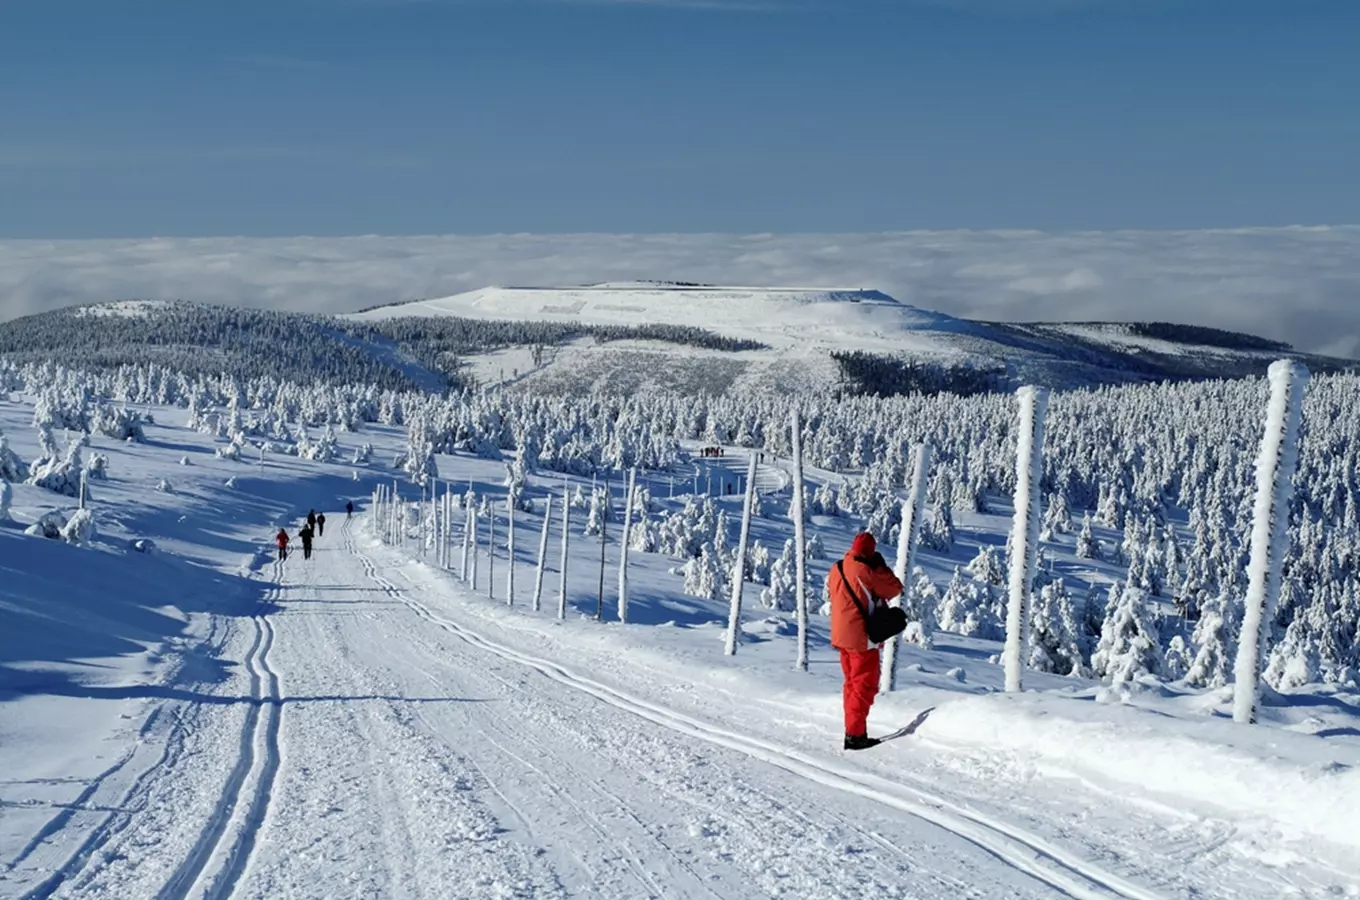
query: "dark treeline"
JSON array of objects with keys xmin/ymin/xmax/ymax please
[
  {"xmin": 0, "ymin": 302, "xmax": 766, "ymax": 393},
  {"xmin": 831, "ymin": 350, "xmax": 1005, "ymax": 398}
]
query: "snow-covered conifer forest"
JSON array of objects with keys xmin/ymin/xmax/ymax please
[{"xmin": 2, "ymin": 300, "xmax": 1358, "ymax": 898}]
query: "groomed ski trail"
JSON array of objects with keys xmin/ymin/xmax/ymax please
[
  {"xmin": 156, "ymin": 562, "xmax": 284, "ymax": 900},
  {"xmin": 343, "ymin": 523, "xmax": 1164, "ymax": 900}
]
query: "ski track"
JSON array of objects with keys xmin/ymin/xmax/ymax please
[
  {"xmin": 10, "ymin": 615, "xmax": 233, "ymax": 900},
  {"xmin": 341, "ymin": 521, "xmax": 1162, "ymax": 900},
  {"xmin": 154, "ymin": 559, "xmax": 284, "ymax": 900}
]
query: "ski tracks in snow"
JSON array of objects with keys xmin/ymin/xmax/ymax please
[
  {"xmin": 342, "ymin": 524, "xmax": 1164, "ymax": 900},
  {"xmin": 155, "ymin": 560, "xmax": 284, "ymax": 900}
]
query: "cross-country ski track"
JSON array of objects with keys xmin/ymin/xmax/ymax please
[{"xmin": 10, "ymin": 513, "xmax": 1338, "ymax": 899}]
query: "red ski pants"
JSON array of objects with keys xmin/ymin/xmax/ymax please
[{"xmin": 840, "ymin": 648, "xmax": 880, "ymax": 736}]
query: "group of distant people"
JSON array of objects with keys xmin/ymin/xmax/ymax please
[{"xmin": 275, "ymin": 501, "xmax": 354, "ymax": 561}]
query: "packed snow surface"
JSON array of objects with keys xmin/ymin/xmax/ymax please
[{"xmin": 1, "ymin": 396, "xmax": 1357, "ymax": 899}]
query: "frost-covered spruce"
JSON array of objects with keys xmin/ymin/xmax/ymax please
[
  {"xmin": 900, "ymin": 567, "xmax": 940, "ymax": 649},
  {"xmin": 85, "ymin": 452, "xmax": 109, "ymax": 481},
  {"xmin": 1184, "ymin": 585, "xmax": 1240, "ymax": 687},
  {"xmin": 0, "ymin": 430, "xmax": 28, "ymax": 482},
  {"xmin": 937, "ymin": 567, "xmax": 1002, "ymax": 639},
  {"xmin": 760, "ymin": 538, "xmax": 797, "ymax": 611},
  {"xmin": 28, "ymin": 436, "xmax": 86, "ymax": 497},
  {"xmin": 1027, "ymin": 579, "xmax": 1089, "ymax": 677},
  {"xmin": 1163, "ymin": 635, "xmax": 1194, "ymax": 682},
  {"xmin": 919, "ymin": 500, "xmax": 955, "ymax": 553},
  {"xmin": 0, "ymin": 477, "xmax": 11, "ymax": 522},
  {"xmin": 682, "ymin": 546, "xmax": 725, "ymax": 602},
  {"xmin": 1075, "ymin": 512, "xmax": 1100, "ymax": 560},
  {"xmin": 966, "ymin": 544, "xmax": 1006, "ymax": 586},
  {"xmin": 1091, "ymin": 583, "xmax": 1163, "ymax": 686},
  {"xmin": 61, "ymin": 508, "xmax": 96, "ymax": 545}
]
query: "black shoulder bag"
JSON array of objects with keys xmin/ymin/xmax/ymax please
[{"xmin": 836, "ymin": 560, "xmax": 908, "ymax": 645}]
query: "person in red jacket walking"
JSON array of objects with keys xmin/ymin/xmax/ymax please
[
  {"xmin": 275, "ymin": 528, "xmax": 290, "ymax": 561},
  {"xmin": 828, "ymin": 532, "xmax": 903, "ymax": 750}
]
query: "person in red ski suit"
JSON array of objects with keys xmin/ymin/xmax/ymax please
[
  {"xmin": 828, "ymin": 532, "xmax": 903, "ymax": 750},
  {"xmin": 275, "ymin": 528, "xmax": 290, "ymax": 561}
]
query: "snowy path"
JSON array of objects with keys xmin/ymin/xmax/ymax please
[
  {"xmin": 10, "ymin": 512, "xmax": 1354, "ymax": 899},
  {"xmin": 8, "ymin": 517, "xmax": 1135, "ymax": 900},
  {"xmin": 237, "ymin": 520, "xmax": 1078, "ymax": 899}
]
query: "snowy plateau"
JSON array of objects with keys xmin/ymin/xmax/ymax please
[{"xmin": 0, "ymin": 303, "xmax": 1359, "ymax": 899}]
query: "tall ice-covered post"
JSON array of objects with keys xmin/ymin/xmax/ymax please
[
  {"xmin": 724, "ymin": 452, "xmax": 760, "ymax": 656},
  {"xmin": 880, "ymin": 441, "xmax": 933, "ymax": 693},
  {"xmin": 1003, "ymin": 386, "xmax": 1050, "ymax": 694},
  {"xmin": 1234, "ymin": 360, "xmax": 1309, "ymax": 724}
]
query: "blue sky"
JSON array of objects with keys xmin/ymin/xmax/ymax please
[{"xmin": 1, "ymin": 0, "xmax": 1356, "ymax": 237}]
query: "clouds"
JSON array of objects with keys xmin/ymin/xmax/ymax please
[{"xmin": 1, "ymin": 228, "xmax": 1357, "ymax": 357}]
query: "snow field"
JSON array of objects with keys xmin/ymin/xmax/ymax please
[{"xmin": 1, "ymin": 393, "xmax": 1358, "ymax": 898}]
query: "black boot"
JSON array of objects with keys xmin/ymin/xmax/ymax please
[{"xmin": 844, "ymin": 733, "xmax": 881, "ymax": 751}]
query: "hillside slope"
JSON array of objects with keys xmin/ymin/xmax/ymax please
[
  {"xmin": 352, "ymin": 282, "xmax": 1357, "ymax": 393},
  {"xmin": 0, "ymin": 287, "xmax": 1352, "ymax": 397}
]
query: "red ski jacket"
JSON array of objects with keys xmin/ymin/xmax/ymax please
[{"xmin": 828, "ymin": 549, "xmax": 903, "ymax": 652}]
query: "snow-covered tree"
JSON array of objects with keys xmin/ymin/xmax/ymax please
[
  {"xmin": 61, "ymin": 508, "xmax": 96, "ymax": 545},
  {"xmin": 919, "ymin": 500, "xmax": 955, "ymax": 553},
  {"xmin": 0, "ymin": 430, "xmax": 27, "ymax": 482},
  {"xmin": 682, "ymin": 545, "xmax": 725, "ymax": 601},
  {"xmin": 1075, "ymin": 512, "xmax": 1100, "ymax": 560},
  {"xmin": 1163, "ymin": 635, "xmax": 1194, "ymax": 682},
  {"xmin": 900, "ymin": 567, "xmax": 939, "ymax": 649},
  {"xmin": 27, "ymin": 436, "xmax": 86, "ymax": 497},
  {"xmin": 966, "ymin": 544, "xmax": 1006, "ymax": 586},
  {"xmin": 937, "ymin": 568, "xmax": 1002, "ymax": 639},
  {"xmin": 1091, "ymin": 583, "xmax": 1163, "ymax": 685},
  {"xmin": 1028, "ymin": 579, "xmax": 1089, "ymax": 677}
]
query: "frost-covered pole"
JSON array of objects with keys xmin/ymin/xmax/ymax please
[
  {"xmin": 440, "ymin": 486, "xmax": 449, "ymax": 569},
  {"xmin": 791, "ymin": 408, "xmax": 810, "ymax": 672},
  {"xmin": 724, "ymin": 453, "xmax": 760, "ymax": 656},
  {"xmin": 558, "ymin": 487, "xmax": 571, "ymax": 620},
  {"xmin": 461, "ymin": 499, "xmax": 472, "ymax": 582},
  {"xmin": 79, "ymin": 469, "xmax": 88, "ymax": 511},
  {"xmin": 880, "ymin": 441, "xmax": 934, "ymax": 694},
  {"xmin": 506, "ymin": 498, "xmax": 516, "ymax": 606},
  {"xmin": 596, "ymin": 477, "xmax": 609, "ymax": 620},
  {"xmin": 469, "ymin": 508, "xmax": 479, "ymax": 590},
  {"xmin": 618, "ymin": 467, "xmax": 637, "ymax": 623},
  {"xmin": 1234, "ymin": 360, "xmax": 1309, "ymax": 725},
  {"xmin": 1004, "ymin": 386, "xmax": 1050, "ymax": 694},
  {"xmin": 488, "ymin": 504, "xmax": 496, "ymax": 601},
  {"xmin": 532, "ymin": 495, "xmax": 553, "ymax": 612}
]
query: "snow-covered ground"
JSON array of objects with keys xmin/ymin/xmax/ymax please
[{"xmin": 2, "ymin": 395, "xmax": 1357, "ymax": 899}]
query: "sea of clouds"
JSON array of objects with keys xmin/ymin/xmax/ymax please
[{"xmin": 1, "ymin": 228, "xmax": 1356, "ymax": 357}]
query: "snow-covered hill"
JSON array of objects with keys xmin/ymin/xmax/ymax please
[
  {"xmin": 1, "ymin": 286, "xmax": 1353, "ymax": 398},
  {"xmin": 351, "ymin": 281, "xmax": 1356, "ymax": 394}
]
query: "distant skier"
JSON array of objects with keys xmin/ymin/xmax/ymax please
[
  {"xmin": 346, "ymin": 500, "xmax": 354, "ymax": 519},
  {"xmin": 275, "ymin": 528, "xmax": 290, "ymax": 561},
  {"xmin": 316, "ymin": 512, "xmax": 326, "ymax": 537},
  {"xmin": 307, "ymin": 509, "xmax": 317, "ymax": 530},
  {"xmin": 828, "ymin": 532, "xmax": 903, "ymax": 751},
  {"xmin": 299, "ymin": 523, "xmax": 314, "ymax": 560}
]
